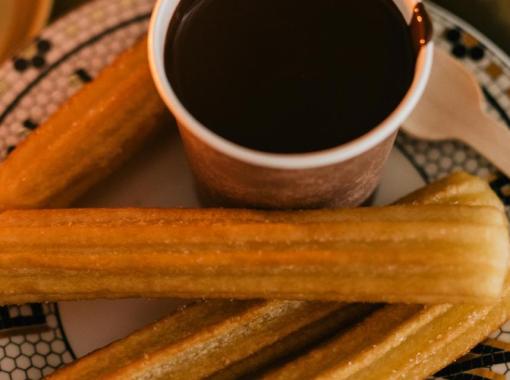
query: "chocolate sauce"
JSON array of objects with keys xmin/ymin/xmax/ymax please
[
  {"xmin": 410, "ymin": 3, "xmax": 433, "ymax": 53},
  {"xmin": 165, "ymin": 0, "xmax": 427, "ymax": 154}
]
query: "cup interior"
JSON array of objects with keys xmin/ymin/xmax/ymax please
[{"xmin": 148, "ymin": 0, "xmax": 434, "ymax": 170}]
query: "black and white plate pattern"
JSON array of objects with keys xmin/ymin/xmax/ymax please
[{"xmin": 0, "ymin": 1, "xmax": 509, "ymax": 379}]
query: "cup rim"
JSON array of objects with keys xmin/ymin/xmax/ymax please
[{"xmin": 148, "ymin": 0, "xmax": 434, "ymax": 170}]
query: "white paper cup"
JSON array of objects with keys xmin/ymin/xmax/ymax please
[{"xmin": 149, "ymin": 0, "xmax": 434, "ymax": 209}]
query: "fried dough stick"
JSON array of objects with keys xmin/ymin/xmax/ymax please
[
  {"xmin": 48, "ymin": 300, "xmax": 372, "ymax": 380},
  {"xmin": 263, "ymin": 290, "xmax": 510, "ymax": 380},
  {"xmin": 0, "ymin": 201, "xmax": 506, "ymax": 304},
  {"xmin": 0, "ymin": 36, "xmax": 168, "ymax": 209}
]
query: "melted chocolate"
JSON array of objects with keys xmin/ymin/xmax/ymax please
[
  {"xmin": 165, "ymin": 0, "xmax": 426, "ymax": 153},
  {"xmin": 411, "ymin": 2, "xmax": 433, "ymax": 53}
]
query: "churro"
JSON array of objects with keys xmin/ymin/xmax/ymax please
[
  {"xmin": 399, "ymin": 171, "xmax": 506, "ymax": 211},
  {"xmin": 263, "ymin": 286, "xmax": 510, "ymax": 380},
  {"xmin": 208, "ymin": 304, "xmax": 377, "ymax": 380},
  {"xmin": 0, "ymin": 202, "xmax": 506, "ymax": 304},
  {"xmin": 0, "ymin": 36, "xmax": 168, "ymax": 209},
  {"xmin": 48, "ymin": 173, "xmax": 506, "ymax": 380},
  {"xmin": 47, "ymin": 301, "xmax": 369, "ymax": 380}
]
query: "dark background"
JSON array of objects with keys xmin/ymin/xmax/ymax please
[{"xmin": 50, "ymin": 0, "xmax": 510, "ymax": 55}]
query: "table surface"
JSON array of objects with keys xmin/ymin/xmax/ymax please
[{"xmin": 51, "ymin": 0, "xmax": 510, "ymax": 55}]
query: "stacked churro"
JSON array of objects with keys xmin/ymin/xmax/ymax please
[
  {"xmin": 263, "ymin": 297, "xmax": 510, "ymax": 379},
  {"xmin": 0, "ymin": 37, "xmax": 168, "ymax": 209},
  {"xmin": 47, "ymin": 301, "xmax": 373, "ymax": 379},
  {"xmin": 45, "ymin": 173, "xmax": 510, "ymax": 380},
  {"xmin": 0, "ymin": 201, "xmax": 507, "ymax": 305}
]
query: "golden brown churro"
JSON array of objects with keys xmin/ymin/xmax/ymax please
[
  {"xmin": 48, "ymin": 173, "xmax": 507, "ymax": 380},
  {"xmin": 47, "ymin": 301, "xmax": 371, "ymax": 380},
  {"xmin": 208, "ymin": 304, "xmax": 377, "ymax": 380},
  {"xmin": 0, "ymin": 201, "xmax": 507, "ymax": 304},
  {"xmin": 0, "ymin": 36, "xmax": 168, "ymax": 209},
  {"xmin": 263, "ymin": 287, "xmax": 510, "ymax": 380},
  {"xmin": 399, "ymin": 172, "xmax": 506, "ymax": 210}
]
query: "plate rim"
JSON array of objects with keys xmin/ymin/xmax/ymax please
[{"xmin": 428, "ymin": 1, "xmax": 510, "ymax": 68}]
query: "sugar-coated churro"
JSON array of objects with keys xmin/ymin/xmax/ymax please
[
  {"xmin": 0, "ymin": 202, "xmax": 507, "ymax": 304},
  {"xmin": 399, "ymin": 171, "xmax": 506, "ymax": 212},
  {"xmin": 209, "ymin": 304, "xmax": 378, "ymax": 380},
  {"xmin": 47, "ymin": 300, "xmax": 363, "ymax": 380},
  {"xmin": 48, "ymin": 173, "xmax": 506, "ymax": 380},
  {"xmin": 0, "ymin": 36, "xmax": 168, "ymax": 209},
  {"xmin": 263, "ymin": 284, "xmax": 510, "ymax": 380}
]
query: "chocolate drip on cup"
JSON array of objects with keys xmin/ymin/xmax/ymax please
[{"xmin": 411, "ymin": 2, "xmax": 434, "ymax": 55}]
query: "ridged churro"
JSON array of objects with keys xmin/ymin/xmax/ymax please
[
  {"xmin": 208, "ymin": 304, "xmax": 377, "ymax": 380},
  {"xmin": 0, "ymin": 202, "xmax": 507, "ymax": 304},
  {"xmin": 47, "ymin": 301, "xmax": 370, "ymax": 380},
  {"xmin": 0, "ymin": 36, "xmax": 168, "ymax": 209},
  {"xmin": 263, "ymin": 285, "xmax": 510, "ymax": 380},
  {"xmin": 399, "ymin": 171, "xmax": 506, "ymax": 211},
  {"xmin": 48, "ymin": 173, "xmax": 506, "ymax": 380}
]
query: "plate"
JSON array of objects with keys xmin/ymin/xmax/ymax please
[
  {"xmin": 0, "ymin": 0, "xmax": 53, "ymax": 63},
  {"xmin": 0, "ymin": 0, "xmax": 509, "ymax": 378}
]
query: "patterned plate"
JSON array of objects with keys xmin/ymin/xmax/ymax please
[{"xmin": 0, "ymin": 1, "xmax": 509, "ymax": 379}]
